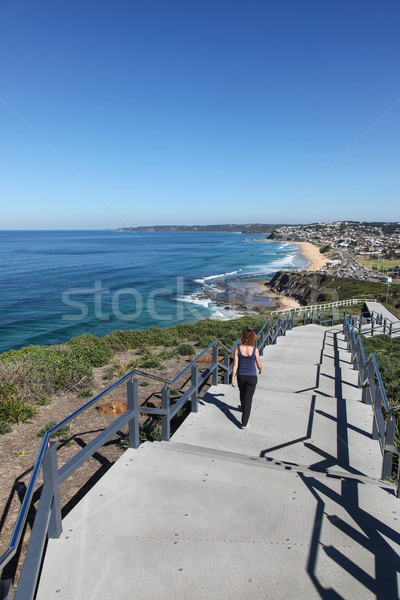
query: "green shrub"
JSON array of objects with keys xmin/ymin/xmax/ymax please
[
  {"xmin": 0, "ymin": 397, "xmax": 36, "ymax": 424},
  {"xmin": 148, "ymin": 422, "xmax": 162, "ymax": 442},
  {"xmin": 158, "ymin": 348, "xmax": 179, "ymax": 360},
  {"xmin": 360, "ymin": 334, "xmax": 400, "ymax": 457},
  {"xmin": 104, "ymin": 360, "xmax": 126, "ymax": 380},
  {"xmin": 66, "ymin": 334, "xmax": 113, "ymax": 367},
  {"xmin": 138, "ymin": 349, "xmax": 162, "ymax": 369},
  {"xmin": 0, "ymin": 380, "xmax": 36, "ymax": 423},
  {"xmin": 176, "ymin": 344, "xmax": 194, "ymax": 356},
  {"xmin": 139, "ymin": 357, "xmax": 162, "ymax": 369},
  {"xmin": 195, "ymin": 335, "xmax": 215, "ymax": 349},
  {"xmin": 35, "ymin": 393, "xmax": 51, "ymax": 406},
  {"xmin": 0, "ymin": 344, "xmax": 93, "ymax": 395},
  {"xmin": 37, "ymin": 420, "xmax": 71, "ymax": 440},
  {"xmin": 0, "ymin": 420, "xmax": 11, "ymax": 435},
  {"xmin": 0, "ymin": 380, "xmax": 19, "ymax": 402},
  {"xmin": 77, "ymin": 388, "xmax": 93, "ymax": 398}
]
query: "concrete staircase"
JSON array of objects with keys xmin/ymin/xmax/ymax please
[
  {"xmin": 35, "ymin": 325, "xmax": 400, "ymax": 600},
  {"xmin": 363, "ymin": 301, "xmax": 400, "ymax": 338}
]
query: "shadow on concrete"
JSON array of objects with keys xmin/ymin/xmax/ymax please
[
  {"xmin": 201, "ymin": 392, "xmax": 242, "ymax": 428},
  {"xmin": 260, "ymin": 331, "xmax": 371, "ymax": 477},
  {"xmin": 259, "ymin": 395, "xmax": 316, "ymax": 458},
  {"xmin": 301, "ymin": 474, "xmax": 399, "ymax": 600}
]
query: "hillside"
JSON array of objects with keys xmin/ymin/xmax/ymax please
[
  {"xmin": 117, "ymin": 224, "xmax": 277, "ymax": 233},
  {"xmin": 267, "ymin": 271, "xmax": 400, "ymax": 312}
]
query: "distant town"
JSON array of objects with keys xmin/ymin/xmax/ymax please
[{"xmin": 271, "ymin": 221, "xmax": 400, "ymax": 280}]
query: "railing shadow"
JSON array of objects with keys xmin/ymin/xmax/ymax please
[
  {"xmin": 200, "ymin": 392, "xmax": 242, "ymax": 428},
  {"xmin": 259, "ymin": 331, "xmax": 369, "ymax": 477},
  {"xmin": 259, "ymin": 395, "xmax": 316, "ymax": 457},
  {"xmin": 301, "ymin": 474, "xmax": 399, "ymax": 600}
]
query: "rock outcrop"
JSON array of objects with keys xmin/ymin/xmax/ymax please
[{"xmin": 267, "ymin": 271, "xmax": 339, "ymax": 306}]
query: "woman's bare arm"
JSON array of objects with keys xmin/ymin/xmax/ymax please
[
  {"xmin": 231, "ymin": 347, "xmax": 238, "ymax": 386},
  {"xmin": 255, "ymin": 348, "xmax": 262, "ymax": 374}
]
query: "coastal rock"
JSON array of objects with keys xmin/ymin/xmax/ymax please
[{"xmin": 267, "ymin": 271, "xmax": 338, "ymax": 305}]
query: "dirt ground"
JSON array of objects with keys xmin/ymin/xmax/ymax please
[{"xmin": 0, "ymin": 346, "xmax": 214, "ymax": 586}]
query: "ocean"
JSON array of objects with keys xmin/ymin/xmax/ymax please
[{"xmin": 0, "ymin": 230, "xmax": 308, "ymax": 353}]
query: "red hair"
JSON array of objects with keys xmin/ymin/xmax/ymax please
[{"xmin": 240, "ymin": 328, "xmax": 256, "ymax": 346}]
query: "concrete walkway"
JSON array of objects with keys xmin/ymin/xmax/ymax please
[
  {"xmin": 365, "ymin": 301, "xmax": 400, "ymax": 324},
  {"xmin": 36, "ymin": 325, "xmax": 400, "ymax": 600},
  {"xmin": 362, "ymin": 301, "xmax": 400, "ymax": 338}
]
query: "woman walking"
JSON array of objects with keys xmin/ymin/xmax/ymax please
[{"xmin": 231, "ymin": 328, "xmax": 262, "ymax": 429}]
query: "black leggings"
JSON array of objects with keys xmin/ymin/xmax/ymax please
[{"xmin": 237, "ymin": 374, "xmax": 257, "ymax": 427}]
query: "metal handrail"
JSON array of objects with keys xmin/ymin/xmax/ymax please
[
  {"xmin": 0, "ymin": 309, "xmax": 353, "ymax": 588},
  {"xmin": 343, "ymin": 316, "xmax": 399, "ymax": 487},
  {"xmin": 170, "ymin": 339, "xmax": 235, "ymax": 384},
  {"xmin": 369, "ymin": 353, "xmax": 390, "ymax": 412},
  {"xmin": 0, "ymin": 368, "xmax": 137, "ymax": 571}
]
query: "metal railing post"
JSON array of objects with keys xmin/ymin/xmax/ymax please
[
  {"xmin": 265, "ymin": 322, "xmax": 270, "ymax": 345},
  {"xmin": 161, "ymin": 387, "xmax": 171, "ymax": 441},
  {"xmin": 212, "ymin": 344, "xmax": 219, "ymax": 385},
  {"xmin": 382, "ymin": 416, "xmax": 395, "ymax": 481},
  {"xmin": 0, "ymin": 579, "xmax": 13, "ymax": 600},
  {"xmin": 361, "ymin": 378, "xmax": 370, "ymax": 405},
  {"xmin": 259, "ymin": 333, "xmax": 264, "ymax": 355},
  {"xmin": 191, "ymin": 365, "xmax": 199, "ymax": 412},
  {"xmin": 372, "ymin": 386, "xmax": 382, "ymax": 440},
  {"xmin": 389, "ymin": 322, "xmax": 393, "ymax": 337},
  {"xmin": 127, "ymin": 379, "xmax": 140, "ymax": 449},
  {"xmin": 43, "ymin": 441, "xmax": 62, "ymax": 539},
  {"xmin": 223, "ymin": 352, "xmax": 230, "ymax": 383}
]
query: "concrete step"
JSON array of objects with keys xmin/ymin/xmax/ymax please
[
  {"xmin": 34, "ymin": 322, "xmax": 400, "ymax": 600},
  {"xmin": 320, "ymin": 329, "xmax": 355, "ymax": 370},
  {"xmin": 157, "ymin": 441, "xmax": 387, "ymax": 488},
  {"xmin": 36, "ymin": 442, "xmax": 400, "ymax": 600},
  {"xmin": 174, "ymin": 387, "xmax": 380, "ymax": 478},
  {"xmin": 260, "ymin": 324, "xmax": 326, "ymax": 365},
  {"xmin": 258, "ymin": 360, "xmax": 360, "ymax": 400}
]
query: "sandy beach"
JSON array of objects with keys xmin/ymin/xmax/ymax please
[
  {"xmin": 296, "ymin": 241, "xmax": 330, "ymax": 271},
  {"xmin": 256, "ymin": 238, "xmax": 330, "ymax": 271}
]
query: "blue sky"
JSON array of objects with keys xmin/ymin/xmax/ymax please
[{"xmin": 0, "ymin": 0, "xmax": 399, "ymax": 229}]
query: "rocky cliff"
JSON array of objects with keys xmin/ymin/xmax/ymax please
[{"xmin": 267, "ymin": 271, "xmax": 341, "ymax": 306}]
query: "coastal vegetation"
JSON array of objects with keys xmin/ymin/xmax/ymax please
[
  {"xmin": 0, "ymin": 315, "xmax": 266, "ymax": 431},
  {"xmin": 361, "ymin": 334, "xmax": 400, "ymax": 457}
]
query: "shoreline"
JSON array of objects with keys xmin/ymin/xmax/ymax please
[
  {"xmin": 255, "ymin": 237, "xmax": 330, "ymax": 271},
  {"xmin": 202, "ymin": 239, "xmax": 329, "ymax": 314},
  {"xmin": 295, "ymin": 241, "xmax": 330, "ymax": 271},
  {"xmin": 201, "ymin": 279, "xmax": 301, "ymax": 315}
]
